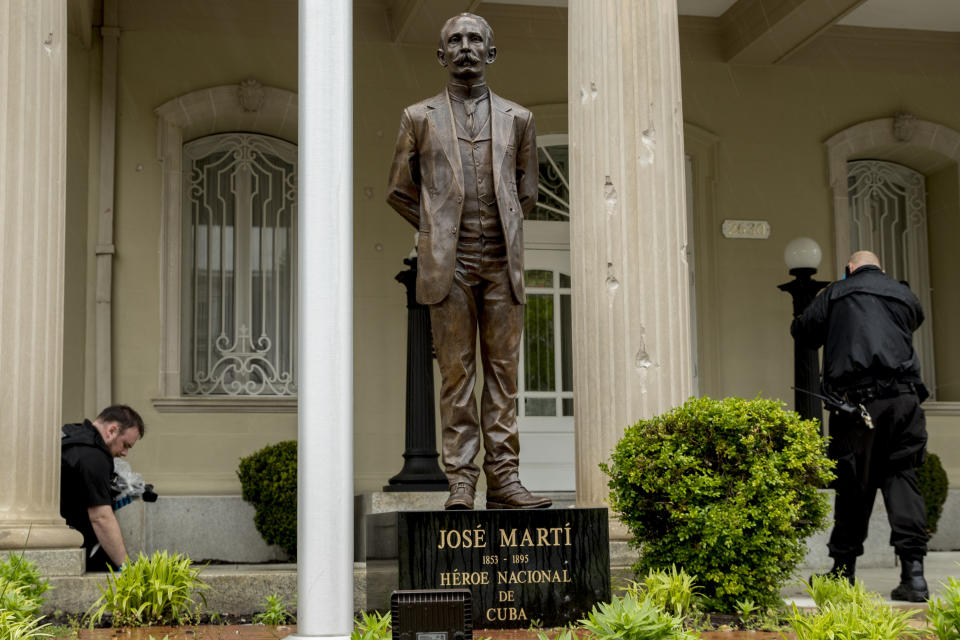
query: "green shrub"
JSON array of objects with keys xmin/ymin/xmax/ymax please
[
  {"xmin": 352, "ymin": 611, "xmax": 391, "ymax": 640},
  {"xmin": 928, "ymin": 574, "xmax": 960, "ymax": 640},
  {"xmin": 579, "ymin": 592, "xmax": 699, "ymax": 640},
  {"xmin": 625, "ymin": 567, "xmax": 701, "ymax": 619},
  {"xmin": 87, "ymin": 551, "xmax": 210, "ymax": 627},
  {"xmin": 238, "ymin": 440, "xmax": 297, "ymax": 557},
  {"xmin": 603, "ymin": 396, "xmax": 835, "ymax": 612},
  {"xmin": 918, "ymin": 452, "xmax": 949, "ymax": 534},
  {"xmin": 806, "ymin": 574, "xmax": 872, "ymax": 609},
  {"xmin": 0, "ymin": 608, "xmax": 52, "ymax": 640},
  {"xmin": 252, "ymin": 593, "xmax": 294, "ymax": 625},
  {"xmin": 788, "ymin": 576, "xmax": 920, "ymax": 640},
  {"xmin": 0, "ymin": 553, "xmax": 51, "ymax": 622},
  {"xmin": 0, "ymin": 553, "xmax": 51, "ymax": 610}
]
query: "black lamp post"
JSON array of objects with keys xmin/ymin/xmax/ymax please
[
  {"xmin": 778, "ymin": 237, "xmax": 830, "ymax": 430},
  {"xmin": 383, "ymin": 256, "xmax": 448, "ymax": 492}
]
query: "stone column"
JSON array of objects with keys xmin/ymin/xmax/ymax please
[
  {"xmin": 0, "ymin": 0, "xmax": 84, "ymax": 553},
  {"xmin": 568, "ymin": 1, "xmax": 692, "ymax": 532},
  {"xmin": 292, "ymin": 0, "xmax": 353, "ymax": 638}
]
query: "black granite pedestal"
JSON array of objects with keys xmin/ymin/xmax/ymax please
[{"xmin": 364, "ymin": 508, "xmax": 610, "ymax": 629}]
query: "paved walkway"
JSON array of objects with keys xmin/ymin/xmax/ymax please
[{"xmin": 785, "ymin": 550, "xmax": 960, "ymax": 607}]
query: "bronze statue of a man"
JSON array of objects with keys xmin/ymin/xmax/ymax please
[{"xmin": 386, "ymin": 13, "xmax": 551, "ymax": 511}]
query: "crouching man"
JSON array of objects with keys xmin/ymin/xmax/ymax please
[{"xmin": 60, "ymin": 405, "xmax": 144, "ymax": 571}]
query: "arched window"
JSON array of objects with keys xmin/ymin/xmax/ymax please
[
  {"xmin": 846, "ymin": 159, "xmax": 934, "ymax": 393},
  {"xmin": 153, "ymin": 82, "xmax": 298, "ymax": 411},
  {"xmin": 181, "ymin": 133, "xmax": 297, "ymax": 397}
]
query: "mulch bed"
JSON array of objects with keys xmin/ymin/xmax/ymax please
[{"xmin": 52, "ymin": 626, "xmax": 793, "ymax": 640}]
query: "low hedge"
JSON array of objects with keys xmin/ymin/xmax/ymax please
[
  {"xmin": 603, "ymin": 396, "xmax": 835, "ymax": 611},
  {"xmin": 238, "ymin": 440, "xmax": 297, "ymax": 557}
]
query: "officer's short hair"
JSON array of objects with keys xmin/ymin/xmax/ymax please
[{"xmin": 96, "ymin": 405, "xmax": 145, "ymax": 438}]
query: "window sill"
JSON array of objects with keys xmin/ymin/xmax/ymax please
[
  {"xmin": 923, "ymin": 401, "xmax": 960, "ymax": 417},
  {"xmin": 152, "ymin": 396, "xmax": 297, "ymax": 413}
]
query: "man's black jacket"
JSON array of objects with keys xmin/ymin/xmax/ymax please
[
  {"xmin": 791, "ymin": 265, "xmax": 924, "ymax": 392},
  {"xmin": 60, "ymin": 420, "xmax": 114, "ymax": 550}
]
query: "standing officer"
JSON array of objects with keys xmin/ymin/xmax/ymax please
[
  {"xmin": 792, "ymin": 250, "xmax": 929, "ymax": 601},
  {"xmin": 386, "ymin": 13, "xmax": 550, "ymax": 510}
]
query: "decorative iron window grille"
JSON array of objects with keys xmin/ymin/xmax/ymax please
[
  {"xmin": 847, "ymin": 159, "xmax": 935, "ymax": 395},
  {"xmin": 531, "ymin": 144, "xmax": 569, "ymax": 221},
  {"xmin": 181, "ymin": 133, "xmax": 298, "ymax": 397}
]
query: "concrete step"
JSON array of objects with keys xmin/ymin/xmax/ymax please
[{"xmin": 41, "ymin": 551, "xmax": 960, "ymax": 617}]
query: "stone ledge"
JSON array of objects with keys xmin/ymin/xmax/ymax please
[{"xmin": 19, "ymin": 548, "xmax": 85, "ymax": 577}]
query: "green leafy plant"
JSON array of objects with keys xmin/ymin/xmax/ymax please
[
  {"xmin": 238, "ymin": 440, "xmax": 297, "ymax": 557},
  {"xmin": 918, "ymin": 452, "xmax": 949, "ymax": 534},
  {"xmin": 579, "ymin": 592, "xmax": 699, "ymax": 640},
  {"xmin": 0, "ymin": 608, "xmax": 53, "ymax": 640},
  {"xmin": 603, "ymin": 396, "xmax": 835, "ymax": 612},
  {"xmin": 788, "ymin": 577, "xmax": 920, "ymax": 640},
  {"xmin": 806, "ymin": 574, "xmax": 872, "ymax": 609},
  {"xmin": 0, "ymin": 553, "xmax": 51, "ymax": 610},
  {"xmin": 253, "ymin": 593, "xmax": 294, "ymax": 625},
  {"xmin": 352, "ymin": 611, "xmax": 391, "ymax": 640},
  {"xmin": 537, "ymin": 628, "xmax": 579, "ymax": 640},
  {"xmin": 86, "ymin": 551, "xmax": 210, "ymax": 627},
  {"xmin": 626, "ymin": 566, "xmax": 701, "ymax": 619},
  {"xmin": 928, "ymin": 574, "xmax": 960, "ymax": 640}
]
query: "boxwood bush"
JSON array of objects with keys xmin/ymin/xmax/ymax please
[
  {"xmin": 603, "ymin": 396, "xmax": 835, "ymax": 612},
  {"xmin": 918, "ymin": 452, "xmax": 949, "ymax": 534},
  {"xmin": 238, "ymin": 440, "xmax": 297, "ymax": 557}
]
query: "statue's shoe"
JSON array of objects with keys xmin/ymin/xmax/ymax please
[
  {"xmin": 444, "ymin": 482, "xmax": 475, "ymax": 510},
  {"xmin": 486, "ymin": 482, "xmax": 552, "ymax": 509}
]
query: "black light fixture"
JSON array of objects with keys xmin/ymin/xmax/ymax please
[
  {"xmin": 778, "ymin": 237, "xmax": 830, "ymax": 429},
  {"xmin": 391, "ymin": 589, "xmax": 472, "ymax": 640}
]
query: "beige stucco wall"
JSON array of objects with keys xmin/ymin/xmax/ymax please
[
  {"xmin": 64, "ymin": 4, "xmax": 960, "ymax": 495},
  {"xmin": 678, "ymin": 26, "xmax": 960, "ymax": 482}
]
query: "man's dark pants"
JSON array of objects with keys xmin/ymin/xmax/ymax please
[
  {"xmin": 827, "ymin": 390, "xmax": 928, "ymax": 561},
  {"xmin": 429, "ymin": 245, "xmax": 523, "ymax": 491}
]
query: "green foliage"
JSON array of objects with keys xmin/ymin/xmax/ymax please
[
  {"xmin": 0, "ymin": 608, "xmax": 53, "ymax": 640},
  {"xmin": 787, "ymin": 576, "xmax": 919, "ymax": 640},
  {"xmin": 252, "ymin": 593, "xmax": 294, "ymax": 625},
  {"xmin": 536, "ymin": 628, "xmax": 579, "ymax": 640},
  {"xmin": 579, "ymin": 592, "xmax": 699, "ymax": 640},
  {"xmin": 927, "ymin": 574, "xmax": 960, "ymax": 640},
  {"xmin": 918, "ymin": 452, "xmax": 950, "ymax": 534},
  {"xmin": 625, "ymin": 567, "xmax": 701, "ymax": 619},
  {"xmin": 238, "ymin": 440, "xmax": 297, "ymax": 557},
  {"xmin": 86, "ymin": 551, "xmax": 210, "ymax": 627},
  {"xmin": 0, "ymin": 553, "xmax": 51, "ymax": 610},
  {"xmin": 0, "ymin": 553, "xmax": 51, "ymax": 638},
  {"xmin": 806, "ymin": 574, "xmax": 873, "ymax": 609},
  {"xmin": 603, "ymin": 396, "xmax": 835, "ymax": 612},
  {"xmin": 351, "ymin": 611, "xmax": 391, "ymax": 640}
]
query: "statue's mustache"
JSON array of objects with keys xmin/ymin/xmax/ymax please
[{"xmin": 454, "ymin": 52, "xmax": 480, "ymax": 65}]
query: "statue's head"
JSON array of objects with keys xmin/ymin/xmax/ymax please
[{"xmin": 437, "ymin": 13, "xmax": 496, "ymax": 82}]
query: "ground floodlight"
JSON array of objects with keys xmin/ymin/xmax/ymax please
[{"xmin": 390, "ymin": 589, "xmax": 472, "ymax": 640}]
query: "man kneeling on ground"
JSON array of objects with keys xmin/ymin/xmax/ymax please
[{"xmin": 60, "ymin": 405, "xmax": 144, "ymax": 572}]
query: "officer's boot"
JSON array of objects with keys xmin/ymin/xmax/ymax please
[
  {"xmin": 891, "ymin": 556, "xmax": 929, "ymax": 602},
  {"xmin": 811, "ymin": 555, "xmax": 856, "ymax": 586}
]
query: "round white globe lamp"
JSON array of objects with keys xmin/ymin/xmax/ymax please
[{"xmin": 784, "ymin": 237, "xmax": 822, "ymax": 274}]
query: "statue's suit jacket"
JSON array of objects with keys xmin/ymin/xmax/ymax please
[{"xmin": 386, "ymin": 90, "xmax": 538, "ymax": 305}]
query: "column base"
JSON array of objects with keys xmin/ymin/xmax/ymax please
[{"xmin": 0, "ymin": 523, "xmax": 84, "ymax": 551}]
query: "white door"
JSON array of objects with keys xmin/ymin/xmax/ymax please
[
  {"xmin": 518, "ymin": 249, "xmax": 574, "ymax": 491},
  {"xmin": 517, "ymin": 135, "xmax": 574, "ymax": 491}
]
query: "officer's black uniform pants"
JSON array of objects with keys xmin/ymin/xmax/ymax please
[{"xmin": 827, "ymin": 391, "xmax": 928, "ymax": 561}]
